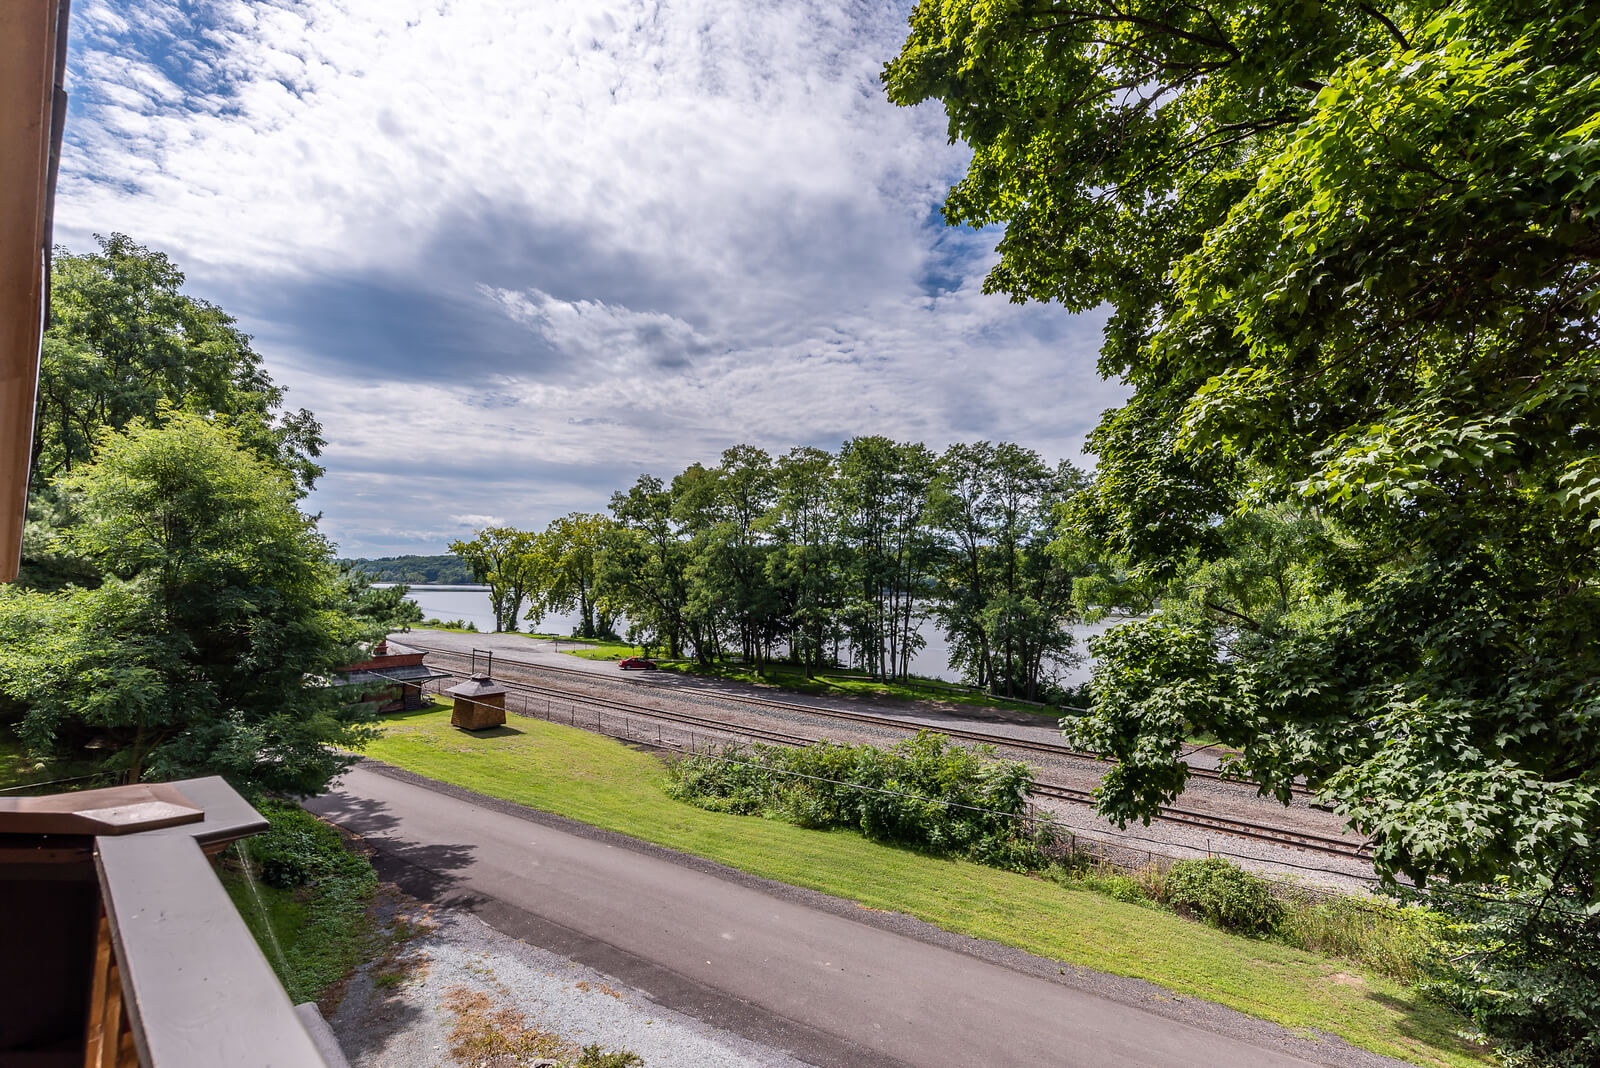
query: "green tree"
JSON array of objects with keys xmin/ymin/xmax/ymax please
[
  {"xmin": 528, "ymin": 513, "xmax": 618, "ymax": 639},
  {"xmin": 449, "ymin": 527, "xmax": 535, "ymax": 632},
  {"xmin": 929, "ymin": 444, "xmax": 1086, "ymax": 699},
  {"xmin": 0, "ymin": 414, "xmax": 375, "ymax": 795},
  {"xmin": 835, "ymin": 438, "xmax": 936, "ymax": 680},
  {"xmin": 888, "ymin": 0, "xmax": 1600, "ymax": 901},
  {"xmin": 927, "ymin": 442, "xmax": 998, "ymax": 689},
  {"xmin": 672, "ymin": 449, "xmax": 782, "ymax": 668},
  {"xmin": 767, "ymin": 447, "xmax": 841, "ymax": 678},
  {"xmin": 36, "ymin": 234, "xmax": 324, "ymax": 495},
  {"xmin": 340, "ymin": 565, "xmax": 425, "ymax": 634},
  {"xmin": 599, "ymin": 475, "xmax": 693, "ymax": 658}
]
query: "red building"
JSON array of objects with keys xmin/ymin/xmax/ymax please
[{"xmin": 336, "ymin": 639, "xmax": 449, "ymax": 712}]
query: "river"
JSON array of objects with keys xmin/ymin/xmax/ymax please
[{"xmin": 381, "ymin": 584, "xmax": 1114, "ymax": 684}]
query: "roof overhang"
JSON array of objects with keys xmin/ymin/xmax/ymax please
[{"xmin": 0, "ymin": 0, "xmax": 70, "ymax": 583}]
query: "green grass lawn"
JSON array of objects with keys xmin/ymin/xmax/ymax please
[
  {"xmin": 562, "ymin": 646, "xmax": 1062, "ymax": 719},
  {"xmin": 363, "ymin": 703, "xmax": 1486, "ymax": 1068}
]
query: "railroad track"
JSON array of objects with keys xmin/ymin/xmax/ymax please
[
  {"xmin": 406, "ymin": 640, "xmax": 1310, "ymax": 796},
  {"xmin": 407, "ymin": 652, "xmax": 1367, "ymax": 861},
  {"xmin": 1028, "ymin": 784, "xmax": 1369, "ymax": 860}
]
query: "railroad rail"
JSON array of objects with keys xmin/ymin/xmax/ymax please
[
  {"xmin": 405, "ymin": 647, "xmax": 1369, "ymax": 862},
  {"xmin": 1028, "ymin": 784, "xmax": 1369, "ymax": 860},
  {"xmin": 405, "ymin": 640, "xmax": 1311, "ymax": 797}
]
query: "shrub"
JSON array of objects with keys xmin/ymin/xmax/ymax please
[
  {"xmin": 1278, "ymin": 893, "xmax": 1438, "ymax": 984},
  {"xmin": 1050, "ymin": 856, "xmax": 1170, "ymax": 905},
  {"xmin": 1422, "ymin": 882, "xmax": 1600, "ymax": 1068},
  {"xmin": 666, "ymin": 732, "xmax": 1041, "ymax": 867},
  {"xmin": 226, "ymin": 801, "xmax": 379, "ymax": 1002},
  {"xmin": 247, "ymin": 800, "xmax": 372, "ymax": 890},
  {"xmin": 1164, "ymin": 858, "xmax": 1284, "ymax": 936}
]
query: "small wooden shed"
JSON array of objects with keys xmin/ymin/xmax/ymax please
[{"xmin": 448, "ymin": 673, "xmax": 507, "ymax": 731}]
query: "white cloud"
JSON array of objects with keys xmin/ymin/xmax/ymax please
[{"xmin": 57, "ymin": 0, "xmax": 1127, "ymax": 555}]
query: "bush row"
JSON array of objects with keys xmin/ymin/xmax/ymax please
[
  {"xmin": 671, "ymin": 738, "xmax": 1441, "ymax": 982},
  {"xmin": 671, "ymin": 735, "xmax": 1596, "ymax": 1066},
  {"xmin": 666, "ymin": 732, "xmax": 1042, "ymax": 868},
  {"xmin": 1048, "ymin": 853, "xmax": 1440, "ymax": 983}
]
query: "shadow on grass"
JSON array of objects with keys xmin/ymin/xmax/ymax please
[
  {"xmin": 452, "ymin": 724, "xmax": 525, "ymax": 738},
  {"xmin": 379, "ymin": 703, "xmax": 451, "ymax": 724},
  {"xmin": 1367, "ymin": 989, "xmax": 1485, "ymax": 1057}
]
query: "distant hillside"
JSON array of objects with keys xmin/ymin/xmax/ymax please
[{"xmin": 340, "ymin": 554, "xmax": 475, "ymax": 584}]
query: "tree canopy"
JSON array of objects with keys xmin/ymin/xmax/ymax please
[
  {"xmin": 0, "ymin": 413, "xmax": 376, "ymax": 795},
  {"xmin": 527, "ymin": 513, "xmax": 617, "ymax": 639},
  {"xmin": 887, "ymin": 0, "xmax": 1600, "ymax": 898},
  {"xmin": 36, "ymin": 233, "xmax": 324, "ymax": 495},
  {"xmin": 449, "ymin": 527, "xmax": 537, "ymax": 632},
  {"xmin": 462, "ymin": 439, "xmax": 1087, "ymax": 697}
]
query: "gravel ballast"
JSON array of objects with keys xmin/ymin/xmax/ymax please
[{"xmin": 330, "ymin": 888, "xmax": 809, "ymax": 1068}]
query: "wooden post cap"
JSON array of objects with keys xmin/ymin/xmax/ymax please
[{"xmin": 0, "ymin": 782, "xmax": 204, "ymax": 835}]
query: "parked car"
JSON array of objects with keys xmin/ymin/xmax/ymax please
[{"xmin": 619, "ymin": 657, "xmax": 658, "ymax": 671}]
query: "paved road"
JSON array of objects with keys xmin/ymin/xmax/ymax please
[
  {"xmin": 309, "ymin": 765, "xmax": 1395, "ymax": 1068},
  {"xmin": 389, "ymin": 630, "xmax": 622, "ymax": 677}
]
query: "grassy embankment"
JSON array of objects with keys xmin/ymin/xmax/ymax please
[
  {"xmin": 562, "ymin": 640, "xmax": 1060, "ymax": 718},
  {"xmin": 218, "ymin": 802, "xmax": 385, "ymax": 1005},
  {"xmin": 364, "ymin": 702, "xmax": 1485, "ymax": 1068}
]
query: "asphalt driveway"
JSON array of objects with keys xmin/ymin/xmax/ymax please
[{"xmin": 308, "ymin": 763, "xmax": 1408, "ymax": 1068}]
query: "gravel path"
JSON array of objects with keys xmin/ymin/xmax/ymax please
[{"xmin": 330, "ymin": 886, "xmax": 809, "ymax": 1068}]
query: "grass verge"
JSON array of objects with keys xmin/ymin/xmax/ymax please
[
  {"xmin": 561, "ymin": 647, "xmax": 1061, "ymax": 718},
  {"xmin": 218, "ymin": 800, "xmax": 380, "ymax": 1005},
  {"xmin": 363, "ymin": 703, "xmax": 1486, "ymax": 1067}
]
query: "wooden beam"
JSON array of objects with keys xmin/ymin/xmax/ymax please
[
  {"xmin": 0, "ymin": 0, "xmax": 65, "ymax": 583},
  {"xmin": 95, "ymin": 834, "xmax": 332, "ymax": 1067}
]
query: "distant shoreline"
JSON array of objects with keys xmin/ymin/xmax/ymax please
[{"xmin": 371, "ymin": 583, "xmax": 489, "ymax": 591}]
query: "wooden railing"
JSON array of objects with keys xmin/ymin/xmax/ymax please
[{"xmin": 0, "ymin": 776, "xmax": 347, "ymax": 1067}]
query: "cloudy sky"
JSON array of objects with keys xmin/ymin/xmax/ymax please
[{"xmin": 56, "ymin": 0, "xmax": 1123, "ymax": 557}]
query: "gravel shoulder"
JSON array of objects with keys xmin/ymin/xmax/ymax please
[{"xmin": 330, "ymin": 884, "xmax": 809, "ymax": 1068}]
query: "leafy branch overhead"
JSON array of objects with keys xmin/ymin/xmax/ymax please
[{"xmin": 888, "ymin": 0, "xmax": 1600, "ymax": 898}]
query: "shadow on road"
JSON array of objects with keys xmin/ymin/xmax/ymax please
[{"xmin": 307, "ymin": 790, "xmax": 478, "ymax": 902}]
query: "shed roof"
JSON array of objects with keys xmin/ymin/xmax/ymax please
[{"xmin": 447, "ymin": 674, "xmax": 507, "ymax": 698}]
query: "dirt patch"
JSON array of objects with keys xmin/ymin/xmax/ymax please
[{"xmin": 442, "ymin": 983, "xmax": 578, "ymax": 1065}]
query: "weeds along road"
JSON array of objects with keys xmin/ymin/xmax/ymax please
[
  {"xmin": 309, "ymin": 762, "xmax": 1389, "ymax": 1068},
  {"xmin": 391, "ymin": 631, "xmax": 1381, "ymax": 890}
]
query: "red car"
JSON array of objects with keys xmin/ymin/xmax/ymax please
[{"xmin": 619, "ymin": 657, "xmax": 658, "ymax": 671}]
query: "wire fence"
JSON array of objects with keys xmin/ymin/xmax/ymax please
[
  {"xmin": 387, "ymin": 666, "xmax": 1600, "ymax": 921},
  {"xmin": 388, "ymin": 669, "xmax": 1391, "ymax": 903}
]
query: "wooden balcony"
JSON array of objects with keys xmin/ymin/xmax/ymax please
[{"xmin": 0, "ymin": 777, "xmax": 348, "ymax": 1066}]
